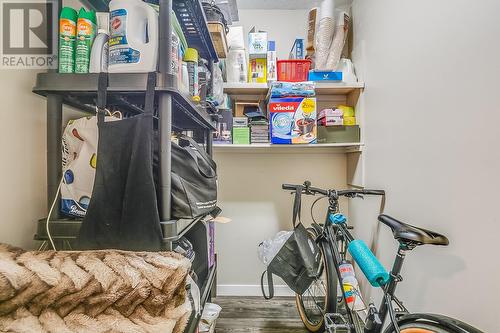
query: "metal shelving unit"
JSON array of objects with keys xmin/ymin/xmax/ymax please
[{"xmin": 33, "ymin": 1, "xmax": 219, "ymax": 331}]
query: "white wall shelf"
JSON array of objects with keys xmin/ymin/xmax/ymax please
[
  {"xmin": 213, "ymin": 142, "xmax": 364, "ymax": 153},
  {"xmin": 223, "ymin": 82, "xmax": 365, "ymax": 96}
]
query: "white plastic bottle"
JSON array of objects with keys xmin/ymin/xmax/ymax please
[
  {"xmin": 90, "ymin": 12, "xmax": 109, "ymax": 73},
  {"xmin": 339, "ymin": 261, "xmax": 367, "ymax": 317},
  {"xmin": 108, "ymin": 0, "xmax": 158, "ymax": 73}
]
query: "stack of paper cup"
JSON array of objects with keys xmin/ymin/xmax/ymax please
[
  {"xmin": 325, "ymin": 11, "xmax": 351, "ymax": 70},
  {"xmin": 315, "ymin": 0, "xmax": 336, "ymax": 70}
]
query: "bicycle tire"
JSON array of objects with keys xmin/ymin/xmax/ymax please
[
  {"xmin": 384, "ymin": 317, "xmax": 483, "ymax": 333},
  {"xmin": 295, "ymin": 226, "xmax": 338, "ymax": 332}
]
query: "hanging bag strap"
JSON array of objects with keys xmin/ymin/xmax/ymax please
[
  {"xmin": 144, "ymin": 72, "xmax": 156, "ymax": 115},
  {"xmin": 97, "ymin": 72, "xmax": 156, "ymax": 124},
  {"xmin": 260, "ymin": 269, "xmax": 275, "ymax": 300},
  {"xmin": 97, "ymin": 72, "xmax": 108, "ymax": 124},
  {"xmin": 292, "ymin": 186, "xmax": 302, "ymax": 228}
]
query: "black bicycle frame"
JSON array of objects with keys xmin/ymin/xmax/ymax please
[{"xmin": 318, "ymin": 207, "xmax": 408, "ymax": 333}]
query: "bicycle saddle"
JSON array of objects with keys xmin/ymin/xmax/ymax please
[{"xmin": 378, "ymin": 214, "xmax": 449, "ymax": 246}]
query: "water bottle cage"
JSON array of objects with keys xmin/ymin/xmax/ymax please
[{"xmin": 390, "ymin": 272, "xmax": 403, "ymax": 283}]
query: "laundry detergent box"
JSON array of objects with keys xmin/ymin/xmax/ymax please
[{"xmin": 269, "ymin": 97, "xmax": 317, "ymax": 144}]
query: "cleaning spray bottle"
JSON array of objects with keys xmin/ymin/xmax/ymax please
[
  {"xmin": 58, "ymin": 7, "xmax": 78, "ymax": 73},
  {"xmin": 75, "ymin": 8, "xmax": 97, "ymax": 73},
  {"xmin": 89, "ymin": 12, "xmax": 110, "ymax": 73}
]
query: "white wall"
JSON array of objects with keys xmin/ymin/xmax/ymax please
[
  {"xmin": 0, "ymin": 1, "xmax": 81, "ymax": 249},
  {"xmin": 350, "ymin": 0, "xmax": 500, "ymax": 331},
  {"xmin": 214, "ymin": 149, "xmax": 347, "ymax": 294},
  {"xmin": 236, "ymin": 9, "xmax": 308, "ymax": 59},
  {"xmin": 0, "ymin": 70, "xmax": 47, "ymax": 249}
]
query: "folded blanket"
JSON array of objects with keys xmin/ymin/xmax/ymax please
[{"xmin": 0, "ymin": 244, "xmax": 192, "ymax": 333}]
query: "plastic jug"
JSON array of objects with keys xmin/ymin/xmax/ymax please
[{"xmin": 108, "ymin": 0, "xmax": 158, "ymax": 73}]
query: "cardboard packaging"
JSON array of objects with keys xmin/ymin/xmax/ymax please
[
  {"xmin": 267, "ymin": 41, "xmax": 277, "ymax": 82},
  {"xmin": 232, "ymin": 127, "xmax": 250, "ymax": 144},
  {"xmin": 248, "ymin": 58, "xmax": 267, "ymax": 83},
  {"xmin": 269, "ymin": 97, "xmax": 317, "ymax": 144},
  {"xmin": 317, "ymin": 125, "xmax": 360, "ymax": 143},
  {"xmin": 290, "ymin": 38, "xmax": 305, "ymax": 59},
  {"xmin": 248, "ymin": 27, "xmax": 268, "ymax": 58},
  {"xmin": 213, "ymin": 109, "xmax": 233, "ymax": 144}
]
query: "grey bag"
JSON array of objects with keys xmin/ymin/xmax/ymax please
[
  {"xmin": 261, "ymin": 189, "xmax": 321, "ymax": 299},
  {"xmin": 171, "ymin": 134, "xmax": 218, "ymax": 219}
]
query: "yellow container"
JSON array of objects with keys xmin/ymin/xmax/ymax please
[
  {"xmin": 184, "ymin": 48, "xmax": 199, "ymax": 63},
  {"xmin": 338, "ymin": 105, "xmax": 355, "ymax": 118},
  {"xmin": 344, "ymin": 116, "xmax": 356, "ymax": 126}
]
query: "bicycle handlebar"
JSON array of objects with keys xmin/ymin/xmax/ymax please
[{"xmin": 282, "ymin": 183, "xmax": 385, "ymax": 198}]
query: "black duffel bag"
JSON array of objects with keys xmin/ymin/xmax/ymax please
[
  {"xmin": 261, "ymin": 188, "xmax": 321, "ymax": 299},
  {"xmin": 171, "ymin": 134, "xmax": 217, "ymax": 219}
]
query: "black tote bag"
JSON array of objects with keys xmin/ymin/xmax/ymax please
[
  {"xmin": 261, "ymin": 188, "xmax": 321, "ymax": 299},
  {"xmin": 77, "ymin": 72, "xmax": 163, "ymax": 251},
  {"xmin": 171, "ymin": 134, "xmax": 217, "ymax": 219}
]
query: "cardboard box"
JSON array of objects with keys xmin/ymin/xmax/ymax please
[
  {"xmin": 233, "ymin": 117, "xmax": 248, "ymax": 127},
  {"xmin": 269, "ymin": 97, "xmax": 317, "ymax": 144},
  {"xmin": 317, "ymin": 125, "xmax": 360, "ymax": 143},
  {"xmin": 267, "ymin": 41, "xmax": 277, "ymax": 82},
  {"xmin": 235, "ymin": 102, "xmax": 260, "ymax": 117},
  {"xmin": 248, "ymin": 58, "xmax": 267, "ymax": 83},
  {"xmin": 248, "ymin": 27, "xmax": 268, "ymax": 57},
  {"xmin": 232, "ymin": 127, "xmax": 250, "ymax": 144},
  {"xmin": 213, "ymin": 110, "xmax": 233, "ymax": 144},
  {"xmin": 289, "ymin": 38, "xmax": 305, "ymax": 59}
]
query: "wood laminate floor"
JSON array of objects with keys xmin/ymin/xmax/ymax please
[{"xmin": 214, "ymin": 297, "xmax": 309, "ymax": 333}]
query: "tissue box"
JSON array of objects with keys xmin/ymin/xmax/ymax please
[
  {"xmin": 248, "ymin": 28, "xmax": 268, "ymax": 57},
  {"xmin": 308, "ymin": 70, "xmax": 343, "ymax": 81},
  {"xmin": 269, "ymin": 97, "xmax": 317, "ymax": 144}
]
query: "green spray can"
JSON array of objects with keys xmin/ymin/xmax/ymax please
[
  {"xmin": 58, "ymin": 7, "xmax": 78, "ymax": 73},
  {"xmin": 75, "ymin": 8, "xmax": 97, "ymax": 73}
]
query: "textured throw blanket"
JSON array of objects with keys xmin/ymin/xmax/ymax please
[{"xmin": 0, "ymin": 244, "xmax": 192, "ymax": 333}]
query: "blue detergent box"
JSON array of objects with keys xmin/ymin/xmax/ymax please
[{"xmin": 308, "ymin": 70, "xmax": 343, "ymax": 81}]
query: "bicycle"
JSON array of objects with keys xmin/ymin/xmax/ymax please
[{"xmin": 282, "ymin": 181, "xmax": 483, "ymax": 333}]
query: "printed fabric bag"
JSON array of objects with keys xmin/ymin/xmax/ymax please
[
  {"xmin": 171, "ymin": 134, "xmax": 218, "ymax": 219},
  {"xmin": 260, "ymin": 188, "xmax": 321, "ymax": 299},
  {"xmin": 60, "ymin": 115, "xmax": 119, "ymax": 217}
]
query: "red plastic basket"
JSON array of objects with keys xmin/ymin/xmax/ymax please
[{"xmin": 277, "ymin": 59, "xmax": 312, "ymax": 82}]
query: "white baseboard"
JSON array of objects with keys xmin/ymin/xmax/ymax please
[{"xmin": 217, "ymin": 284, "xmax": 295, "ymax": 297}]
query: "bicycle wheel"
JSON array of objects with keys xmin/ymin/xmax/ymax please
[
  {"xmin": 386, "ymin": 321, "xmax": 473, "ymax": 333},
  {"xmin": 384, "ymin": 314, "xmax": 484, "ymax": 333},
  {"xmin": 295, "ymin": 227, "xmax": 338, "ymax": 332}
]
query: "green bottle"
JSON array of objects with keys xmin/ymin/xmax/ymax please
[
  {"xmin": 75, "ymin": 8, "xmax": 97, "ymax": 73},
  {"xmin": 58, "ymin": 7, "xmax": 78, "ymax": 73}
]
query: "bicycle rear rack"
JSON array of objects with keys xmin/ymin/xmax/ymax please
[{"xmin": 325, "ymin": 313, "xmax": 351, "ymax": 333}]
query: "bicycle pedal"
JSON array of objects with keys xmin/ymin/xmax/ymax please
[{"xmin": 325, "ymin": 313, "xmax": 351, "ymax": 333}]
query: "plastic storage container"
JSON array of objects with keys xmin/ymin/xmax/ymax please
[
  {"xmin": 277, "ymin": 59, "xmax": 312, "ymax": 82},
  {"xmin": 108, "ymin": 0, "xmax": 158, "ymax": 73}
]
